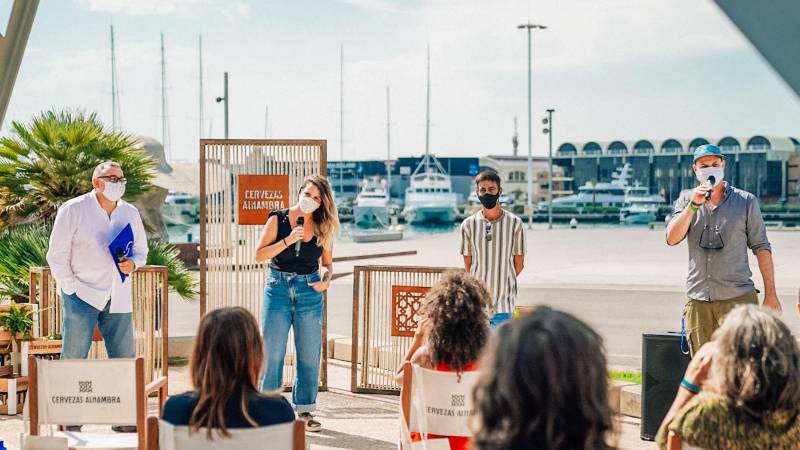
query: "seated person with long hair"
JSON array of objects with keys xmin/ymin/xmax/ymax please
[
  {"xmin": 162, "ymin": 307, "xmax": 295, "ymax": 438},
  {"xmin": 396, "ymin": 271, "xmax": 491, "ymax": 450},
  {"xmin": 471, "ymin": 306, "xmax": 614, "ymax": 450},
  {"xmin": 657, "ymin": 304, "xmax": 800, "ymax": 450}
]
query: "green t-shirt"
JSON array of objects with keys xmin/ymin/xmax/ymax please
[{"xmin": 657, "ymin": 393, "xmax": 800, "ymax": 450}]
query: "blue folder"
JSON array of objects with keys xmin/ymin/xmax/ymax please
[{"xmin": 108, "ymin": 224, "xmax": 134, "ymax": 282}]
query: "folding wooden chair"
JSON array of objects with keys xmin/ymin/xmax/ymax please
[
  {"xmin": 399, "ymin": 362, "xmax": 479, "ymax": 450},
  {"xmin": 150, "ymin": 416, "xmax": 305, "ymax": 450},
  {"xmin": 25, "ymin": 356, "xmax": 166, "ymax": 450}
]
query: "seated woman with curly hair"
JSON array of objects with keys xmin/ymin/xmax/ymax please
[
  {"xmin": 396, "ymin": 270, "xmax": 491, "ymax": 450},
  {"xmin": 657, "ymin": 304, "xmax": 800, "ymax": 450}
]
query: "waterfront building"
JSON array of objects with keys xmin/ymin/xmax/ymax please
[{"xmin": 552, "ymin": 135, "xmax": 800, "ymax": 203}]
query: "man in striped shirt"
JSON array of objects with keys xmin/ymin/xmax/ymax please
[{"xmin": 460, "ymin": 170, "xmax": 526, "ymax": 328}]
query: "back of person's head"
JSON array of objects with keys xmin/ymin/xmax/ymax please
[
  {"xmin": 189, "ymin": 306, "xmax": 268, "ymax": 438},
  {"xmin": 472, "ymin": 306, "xmax": 612, "ymax": 450},
  {"xmin": 708, "ymin": 305, "xmax": 800, "ymax": 412},
  {"xmin": 419, "ymin": 270, "xmax": 490, "ymax": 371}
]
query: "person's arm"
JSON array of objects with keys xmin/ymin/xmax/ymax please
[
  {"xmin": 512, "ymin": 220, "xmax": 526, "ymax": 275},
  {"xmin": 666, "ymin": 185, "xmax": 710, "ymax": 246},
  {"xmin": 657, "ymin": 343, "xmax": 714, "ymax": 443},
  {"xmin": 746, "ymin": 196, "xmax": 781, "ymax": 313},
  {"xmin": 395, "ymin": 320, "xmax": 428, "ymax": 381},
  {"xmin": 309, "ymin": 245, "xmax": 333, "ymax": 292},
  {"xmin": 46, "ymin": 206, "xmax": 78, "ymax": 294},
  {"xmin": 513, "ymin": 255, "xmax": 524, "ymax": 276},
  {"xmin": 460, "ymin": 223, "xmax": 472, "ymax": 271},
  {"xmin": 756, "ymin": 249, "xmax": 781, "ymax": 314},
  {"xmin": 125, "ymin": 212, "xmax": 149, "ymax": 274},
  {"xmin": 255, "ymin": 215, "xmax": 301, "ymax": 263}
]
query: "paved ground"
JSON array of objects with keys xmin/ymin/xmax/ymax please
[{"xmin": 167, "ymin": 226, "xmax": 800, "ymax": 364}]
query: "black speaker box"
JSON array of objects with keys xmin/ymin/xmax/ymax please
[{"xmin": 640, "ymin": 331, "xmax": 692, "ymax": 441}]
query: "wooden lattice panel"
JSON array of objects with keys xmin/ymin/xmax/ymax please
[{"xmin": 391, "ymin": 285, "xmax": 431, "ymax": 337}]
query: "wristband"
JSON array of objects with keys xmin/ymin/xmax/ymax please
[
  {"xmin": 689, "ymin": 202, "xmax": 700, "ymax": 212},
  {"xmin": 282, "ymin": 238, "xmax": 288, "ymax": 248},
  {"xmin": 681, "ymin": 378, "xmax": 700, "ymax": 394}
]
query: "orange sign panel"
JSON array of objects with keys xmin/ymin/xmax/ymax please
[
  {"xmin": 237, "ymin": 174, "xmax": 291, "ymax": 225},
  {"xmin": 391, "ymin": 285, "xmax": 432, "ymax": 337}
]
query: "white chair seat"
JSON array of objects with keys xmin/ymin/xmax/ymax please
[{"xmin": 53, "ymin": 431, "xmax": 138, "ymax": 449}]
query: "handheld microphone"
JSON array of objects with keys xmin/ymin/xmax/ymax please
[
  {"xmin": 295, "ymin": 216, "xmax": 305, "ymax": 257},
  {"xmin": 705, "ymin": 175, "xmax": 716, "ymax": 200},
  {"xmin": 115, "ymin": 247, "xmax": 127, "ymax": 263}
]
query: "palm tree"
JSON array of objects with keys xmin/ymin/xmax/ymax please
[{"xmin": 0, "ymin": 109, "xmax": 156, "ymax": 228}]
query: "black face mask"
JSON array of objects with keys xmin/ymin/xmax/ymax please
[{"xmin": 478, "ymin": 193, "xmax": 500, "ymax": 209}]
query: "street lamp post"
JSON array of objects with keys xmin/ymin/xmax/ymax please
[
  {"xmin": 517, "ymin": 23, "xmax": 546, "ymax": 229},
  {"xmin": 542, "ymin": 109, "xmax": 554, "ymax": 229},
  {"xmin": 215, "ymin": 71, "xmax": 229, "ymax": 139}
]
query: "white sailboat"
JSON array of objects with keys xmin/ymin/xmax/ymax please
[{"xmin": 402, "ymin": 46, "xmax": 458, "ymax": 225}]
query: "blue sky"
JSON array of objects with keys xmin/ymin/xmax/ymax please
[{"xmin": 4, "ymin": 0, "xmax": 799, "ymax": 162}]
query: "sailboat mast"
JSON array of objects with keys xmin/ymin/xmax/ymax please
[
  {"xmin": 386, "ymin": 84, "xmax": 391, "ymax": 193},
  {"xmin": 339, "ymin": 43, "xmax": 344, "ymax": 193},
  {"xmin": 110, "ymin": 25, "xmax": 120, "ymax": 130},
  {"xmin": 160, "ymin": 32, "xmax": 170, "ymax": 160},
  {"xmin": 424, "ymin": 44, "xmax": 431, "ymax": 173},
  {"xmin": 198, "ymin": 34, "xmax": 204, "ymax": 141}
]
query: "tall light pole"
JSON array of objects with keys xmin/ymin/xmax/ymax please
[
  {"xmin": 542, "ymin": 108, "xmax": 554, "ymax": 229},
  {"xmin": 517, "ymin": 22, "xmax": 546, "ymax": 229},
  {"xmin": 215, "ymin": 72, "xmax": 229, "ymax": 139}
]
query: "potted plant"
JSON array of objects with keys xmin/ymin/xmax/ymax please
[{"xmin": 0, "ymin": 301, "xmax": 37, "ymax": 375}]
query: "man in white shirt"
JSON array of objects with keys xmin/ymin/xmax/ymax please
[{"xmin": 46, "ymin": 161, "xmax": 148, "ymax": 360}]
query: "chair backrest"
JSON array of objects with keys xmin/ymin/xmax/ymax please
[
  {"xmin": 157, "ymin": 419, "xmax": 305, "ymax": 450},
  {"xmin": 22, "ymin": 435, "xmax": 68, "ymax": 450},
  {"xmin": 400, "ymin": 362, "xmax": 479, "ymax": 438},
  {"xmin": 29, "ymin": 357, "xmax": 142, "ymax": 427}
]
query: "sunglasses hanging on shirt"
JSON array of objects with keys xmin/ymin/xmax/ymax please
[{"xmin": 699, "ymin": 224, "xmax": 724, "ymax": 250}]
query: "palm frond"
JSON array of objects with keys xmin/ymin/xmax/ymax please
[{"xmin": 146, "ymin": 239, "xmax": 199, "ymax": 302}]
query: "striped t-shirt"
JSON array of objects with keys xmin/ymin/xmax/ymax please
[{"xmin": 459, "ymin": 209, "xmax": 526, "ymax": 314}]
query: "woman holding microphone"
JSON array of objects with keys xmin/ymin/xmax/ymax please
[{"xmin": 255, "ymin": 175, "xmax": 339, "ymax": 431}]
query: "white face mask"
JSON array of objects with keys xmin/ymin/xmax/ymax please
[
  {"xmin": 695, "ymin": 166, "xmax": 724, "ymax": 186},
  {"xmin": 298, "ymin": 195, "xmax": 320, "ymax": 214},
  {"xmin": 101, "ymin": 180, "xmax": 126, "ymax": 202}
]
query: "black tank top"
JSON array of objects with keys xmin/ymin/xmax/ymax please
[{"xmin": 270, "ymin": 209, "xmax": 323, "ymax": 275}]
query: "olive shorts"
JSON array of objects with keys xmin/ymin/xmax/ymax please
[{"xmin": 683, "ymin": 290, "xmax": 759, "ymax": 356}]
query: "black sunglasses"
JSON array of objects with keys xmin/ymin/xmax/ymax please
[{"xmin": 98, "ymin": 175, "xmax": 127, "ymax": 184}]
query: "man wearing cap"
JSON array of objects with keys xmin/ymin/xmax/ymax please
[{"xmin": 666, "ymin": 144, "xmax": 781, "ymax": 355}]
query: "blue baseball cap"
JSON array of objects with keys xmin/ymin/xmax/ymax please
[{"xmin": 693, "ymin": 144, "xmax": 723, "ymax": 162}]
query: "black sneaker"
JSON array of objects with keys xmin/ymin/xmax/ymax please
[
  {"xmin": 112, "ymin": 425, "xmax": 137, "ymax": 433},
  {"xmin": 299, "ymin": 413, "xmax": 321, "ymax": 432}
]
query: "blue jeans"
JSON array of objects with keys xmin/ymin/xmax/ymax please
[
  {"xmin": 261, "ymin": 269, "xmax": 323, "ymax": 414},
  {"xmin": 490, "ymin": 313, "xmax": 513, "ymax": 330},
  {"xmin": 61, "ymin": 291, "xmax": 135, "ymax": 359}
]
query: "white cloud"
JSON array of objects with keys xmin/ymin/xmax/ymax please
[
  {"xmin": 221, "ymin": 1, "xmax": 251, "ymax": 22},
  {"xmin": 74, "ymin": 0, "xmax": 251, "ymax": 21},
  {"xmin": 411, "ymin": 0, "xmax": 750, "ymax": 73},
  {"xmin": 75, "ymin": 0, "xmax": 200, "ymax": 16},
  {"xmin": 335, "ymin": 0, "xmax": 402, "ymax": 13}
]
